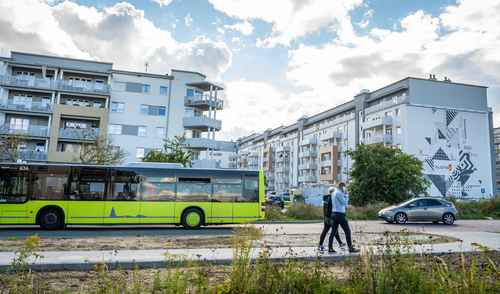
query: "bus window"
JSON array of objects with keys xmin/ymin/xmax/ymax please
[
  {"xmin": 110, "ymin": 170, "xmax": 140, "ymax": 201},
  {"xmin": 212, "ymin": 178, "xmax": 242, "ymax": 202},
  {"xmin": 68, "ymin": 168, "xmax": 106, "ymax": 201},
  {"xmin": 141, "ymin": 176, "xmax": 176, "ymax": 201},
  {"xmin": 177, "ymin": 178, "xmax": 211, "ymax": 202},
  {"xmin": 0, "ymin": 169, "xmax": 28, "ymax": 203},
  {"xmin": 237, "ymin": 176, "xmax": 259, "ymax": 202},
  {"xmin": 32, "ymin": 167, "xmax": 69, "ymax": 200}
]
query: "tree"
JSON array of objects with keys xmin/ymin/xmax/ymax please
[
  {"xmin": 79, "ymin": 137, "xmax": 126, "ymax": 165},
  {"xmin": 346, "ymin": 144, "xmax": 430, "ymax": 206},
  {"xmin": 142, "ymin": 136, "xmax": 192, "ymax": 167},
  {"xmin": 0, "ymin": 134, "xmax": 27, "ymax": 162}
]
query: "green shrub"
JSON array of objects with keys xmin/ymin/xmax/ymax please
[
  {"xmin": 452, "ymin": 197, "xmax": 500, "ymax": 219},
  {"xmin": 286, "ymin": 203, "xmax": 323, "ymax": 220},
  {"xmin": 348, "ymin": 202, "xmax": 388, "ymax": 220}
]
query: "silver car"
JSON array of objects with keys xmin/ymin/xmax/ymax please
[{"xmin": 378, "ymin": 197, "xmax": 458, "ymax": 225}]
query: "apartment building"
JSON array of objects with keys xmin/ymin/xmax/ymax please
[
  {"xmin": 237, "ymin": 76, "xmax": 496, "ymax": 199},
  {"xmin": 0, "ymin": 51, "xmax": 236, "ymax": 166},
  {"xmin": 494, "ymin": 127, "xmax": 500, "ymax": 195},
  {"xmin": 0, "ymin": 51, "xmax": 111, "ymax": 162}
]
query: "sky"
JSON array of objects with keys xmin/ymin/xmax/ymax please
[{"xmin": 1, "ymin": 0, "xmax": 499, "ymax": 140}]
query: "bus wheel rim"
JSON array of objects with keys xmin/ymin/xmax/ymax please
[{"xmin": 186, "ymin": 212, "xmax": 200, "ymax": 227}]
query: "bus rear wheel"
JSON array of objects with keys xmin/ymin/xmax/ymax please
[
  {"xmin": 181, "ymin": 208, "xmax": 203, "ymax": 229},
  {"xmin": 39, "ymin": 208, "xmax": 64, "ymax": 230}
]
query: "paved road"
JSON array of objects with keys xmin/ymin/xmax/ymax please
[{"xmin": 0, "ymin": 220, "xmax": 498, "ymax": 239}]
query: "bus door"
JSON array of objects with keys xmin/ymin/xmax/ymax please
[
  {"xmin": 233, "ymin": 175, "xmax": 260, "ymax": 223},
  {"xmin": 105, "ymin": 169, "xmax": 141, "ymax": 224},
  {"xmin": 0, "ymin": 166, "xmax": 30, "ymax": 224},
  {"xmin": 210, "ymin": 177, "xmax": 241, "ymax": 223},
  {"xmin": 67, "ymin": 167, "xmax": 106, "ymax": 224},
  {"xmin": 139, "ymin": 175, "xmax": 176, "ymax": 224}
]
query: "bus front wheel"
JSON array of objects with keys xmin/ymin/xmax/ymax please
[
  {"xmin": 181, "ymin": 208, "xmax": 204, "ymax": 229},
  {"xmin": 39, "ymin": 208, "xmax": 65, "ymax": 230}
]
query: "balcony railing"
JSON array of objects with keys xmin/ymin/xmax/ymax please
[
  {"xmin": 59, "ymin": 128, "xmax": 100, "ymax": 140},
  {"xmin": 0, "ymin": 125, "xmax": 49, "ymax": 137},
  {"xmin": 364, "ymin": 93, "xmax": 407, "ymax": 114},
  {"xmin": 300, "ymin": 137, "xmax": 318, "ymax": 146},
  {"xmin": 0, "ymin": 101, "xmax": 52, "ymax": 113},
  {"xmin": 299, "ymin": 162, "xmax": 318, "ymax": 170},
  {"xmin": 18, "ymin": 150, "xmax": 48, "ymax": 161},
  {"xmin": 183, "ymin": 115, "xmax": 222, "ymax": 130},
  {"xmin": 185, "ymin": 95, "xmax": 224, "ymax": 110},
  {"xmin": 363, "ymin": 115, "xmax": 394, "ymax": 129},
  {"xmin": 365, "ymin": 134, "xmax": 393, "ymax": 144},
  {"xmin": 299, "ymin": 150, "xmax": 318, "ymax": 158},
  {"xmin": 0, "ymin": 75, "xmax": 110, "ymax": 95},
  {"xmin": 298, "ymin": 175, "xmax": 317, "ymax": 182},
  {"xmin": 320, "ymin": 159, "xmax": 332, "ymax": 166}
]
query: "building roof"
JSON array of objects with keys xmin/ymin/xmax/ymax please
[
  {"xmin": 186, "ymin": 81, "xmax": 224, "ymax": 91},
  {"xmin": 112, "ymin": 69, "xmax": 173, "ymax": 80},
  {"xmin": 171, "ymin": 69, "xmax": 207, "ymax": 79}
]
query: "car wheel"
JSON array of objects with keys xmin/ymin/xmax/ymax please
[
  {"xmin": 442, "ymin": 213, "xmax": 455, "ymax": 225},
  {"xmin": 181, "ymin": 208, "xmax": 204, "ymax": 229},
  {"xmin": 39, "ymin": 208, "xmax": 64, "ymax": 230},
  {"xmin": 394, "ymin": 212, "xmax": 407, "ymax": 224}
]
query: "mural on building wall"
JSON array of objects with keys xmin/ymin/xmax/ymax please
[{"xmin": 421, "ymin": 109, "xmax": 487, "ymax": 198}]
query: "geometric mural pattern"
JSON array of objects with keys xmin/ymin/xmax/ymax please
[
  {"xmin": 426, "ymin": 174, "xmax": 448, "ymax": 196},
  {"xmin": 432, "ymin": 147, "xmax": 450, "ymax": 161},
  {"xmin": 446, "ymin": 110, "xmax": 458, "ymax": 126}
]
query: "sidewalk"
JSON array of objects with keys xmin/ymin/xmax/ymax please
[{"xmin": 1, "ymin": 232, "xmax": 498, "ymax": 271}]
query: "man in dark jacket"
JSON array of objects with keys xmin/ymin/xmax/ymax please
[{"xmin": 318, "ymin": 186, "xmax": 344, "ymax": 252}]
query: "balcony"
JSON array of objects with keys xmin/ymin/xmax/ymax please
[
  {"xmin": 300, "ymin": 137, "xmax": 318, "ymax": 146},
  {"xmin": 0, "ymin": 75, "xmax": 110, "ymax": 95},
  {"xmin": 320, "ymin": 159, "xmax": 332, "ymax": 166},
  {"xmin": 298, "ymin": 175, "xmax": 317, "ymax": 183},
  {"xmin": 365, "ymin": 134, "xmax": 393, "ymax": 145},
  {"xmin": 185, "ymin": 95, "xmax": 224, "ymax": 110},
  {"xmin": 183, "ymin": 115, "xmax": 222, "ymax": 131},
  {"xmin": 59, "ymin": 128, "xmax": 100, "ymax": 141},
  {"xmin": 0, "ymin": 125, "xmax": 49, "ymax": 137},
  {"xmin": 363, "ymin": 116, "xmax": 394, "ymax": 129},
  {"xmin": 0, "ymin": 101, "xmax": 52, "ymax": 114},
  {"xmin": 364, "ymin": 93, "xmax": 407, "ymax": 114},
  {"xmin": 18, "ymin": 150, "xmax": 48, "ymax": 161},
  {"xmin": 299, "ymin": 150, "xmax": 317, "ymax": 158},
  {"xmin": 183, "ymin": 138, "xmax": 236, "ymax": 152},
  {"xmin": 321, "ymin": 130, "xmax": 342, "ymax": 141},
  {"xmin": 299, "ymin": 162, "xmax": 318, "ymax": 170}
]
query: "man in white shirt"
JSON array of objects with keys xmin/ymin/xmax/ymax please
[{"xmin": 328, "ymin": 182, "xmax": 359, "ymax": 253}]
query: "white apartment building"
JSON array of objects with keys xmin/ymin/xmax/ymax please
[
  {"xmin": 237, "ymin": 76, "xmax": 496, "ymax": 199},
  {"xmin": 0, "ymin": 51, "xmax": 236, "ymax": 167}
]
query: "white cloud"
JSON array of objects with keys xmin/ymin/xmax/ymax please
[
  {"xmin": 223, "ymin": 20, "xmax": 254, "ymax": 36},
  {"xmin": 357, "ymin": 8, "xmax": 373, "ymax": 28},
  {"xmin": 152, "ymin": 0, "xmax": 173, "ymax": 7},
  {"xmin": 184, "ymin": 13, "xmax": 193, "ymax": 27},
  {"xmin": 0, "ymin": 0, "xmax": 232, "ymax": 80},
  {"xmin": 209, "ymin": 0, "xmax": 363, "ymax": 47},
  {"xmin": 286, "ymin": 1, "xmax": 500, "ymax": 127}
]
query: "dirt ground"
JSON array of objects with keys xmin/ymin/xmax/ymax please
[{"xmin": 0, "ymin": 230, "xmax": 458, "ymax": 252}]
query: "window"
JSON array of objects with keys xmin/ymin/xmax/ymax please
[
  {"xmin": 141, "ymin": 176, "xmax": 176, "ymax": 201},
  {"xmin": 110, "ymin": 170, "xmax": 140, "ymax": 201},
  {"xmin": 9, "ymin": 118, "xmax": 29, "ymax": 130},
  {"xmin": 186, "ymin": 89, "xmax": 194, "ymax": 97},
  {"xmin": 396, "ymin": 126, "xmax": 402, "ymax": 135},
  {"xmin": 395, "ymin": 108, "xmax": 400, "ymax": 116},
  {"xmin": 177, "ymin": 179, "xmax": 211, "ymax": 201},
  {"xmin": 143, "ymin": 84, "xmax": 151, "ymax": 93},
  {"xmin": 136, "ymin": 148, "xmax": 145, "ymax": 159},
  {"xmin": 0, "ymin": 168, "xmax": 28, "ymax": 203},
  {"xmin": 32, "ymin": 167, "xmax": 69, "ymax": 200},
  {"xmin": 423, "ymin": 199, "xmax": 442, "ymax": 207},
  {"xmin": 138, "ymin": 126, "xmax": 147, "ymax": 137},
  {"xmin": 67, "ymin": 168, "xmax": 107, "ymax": 200},
  {"xmin": 140, "ymin": 105, "xmax": 166, "ymax": 116},
  {"xmin": 109, "ymin": 124, "xmax": 122, "ymax": 135},
  {"xmin": 160, "ymin": 86, "xmax": 168, "ymax": 96},
  {"xmin": 238, "ymin": 176, "xmax": 259, "ymax": 202},
  {"xmin": 212, "ymin": 178, "xmax": 242, "ymax": 202},
  {"xmin": 156, "ymin": 127, "xmax": 166, "ymax": 138},
  {"xmin": 125, "ymin": 82, "xmax": 150, "ymax": 93},
  {"xmin": 111, "ymin": 102, "xmax": 125, "ymax": 113}
]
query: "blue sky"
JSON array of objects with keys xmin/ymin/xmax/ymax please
[{"xmin": 0, "ymin": 0, "xmax": 499, "ymax": 139}]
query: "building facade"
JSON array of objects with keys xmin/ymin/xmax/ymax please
[
  {"xmin": 0, "ymin": 51, "xmax": 236, "ymax": 166},
  {"xmin": 494, "ymin": 127, "xmax": 500, "ymax": 195},
  {"xmin": 237, "ymin": 77, "xmax": 496, "ymax": 199}
]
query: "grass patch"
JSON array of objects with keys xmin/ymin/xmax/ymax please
[
  {"xmin": 453, "ymin": 197, "xmax": 500, "ymax": 219},
  {"xmin": 1, "ymin": 235, "xmax": 498, "ymax": 293}
]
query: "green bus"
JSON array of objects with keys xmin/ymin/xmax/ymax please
[{"xmin": 0, "ymin": 163, "xmax": 265, "ymax": 229}]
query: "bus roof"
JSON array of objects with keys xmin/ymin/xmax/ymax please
[{"xmin": 0, "ymin": 162, "xmax": 260, "ymax": 174}]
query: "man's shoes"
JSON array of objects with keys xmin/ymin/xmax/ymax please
[
  {"xmin": 328, "ymin": 248, "xmax": 336, "ymax": 254},
  {"xmin": 318, "ymin": 245, "xmax": 325, "ymax": 252},
  {"xmin": 349, "ymin": 247, "xmax": 360, "ymax": 253}
]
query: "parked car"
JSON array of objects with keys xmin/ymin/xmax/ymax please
[
  {"xmin": 266, "ymin": 195, "xmax": 285, "ymax": 209},
  {"xmin": 378, "ymin": 197, "xmax": 458, "ymax": 225}
]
